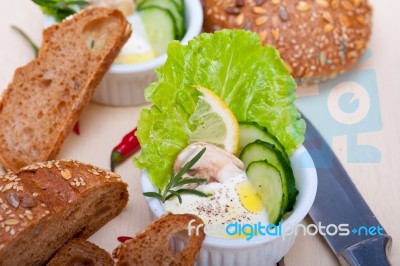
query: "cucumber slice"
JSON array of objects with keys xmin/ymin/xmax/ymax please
[
  {"xmin": 140, "ymin": 8, "xmax": 175, "ymax": 56},
  {"xmin": 136, "ymin": 0, "xmax": 146, "ymax": 6},
  {"xmin": 246, "ymin": 160, "xmax": 284, "ymax": 225},
  {"xmin": 137, "ymin": 0, "xmax": 149, "ymax": 9},
  {"xmin": 171, "ymin": 0, "xmax": 184, "ymax": 13},
  {"xmin": 238, "ymin": 122, "xmax": 289, "ymax": 162},
  {"xmin": 138, "ymin": 0, "xmax": 185, "ymax": 39},
  {"xmin": 240, "ymin": 140, "xmax": 298, "ymax": 211}
]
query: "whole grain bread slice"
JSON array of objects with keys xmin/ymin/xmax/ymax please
[
  {"xmin": 0, "ymin": 160, "xmax": 129, "ymax": 266},
  {"xmin": 113, "ymin": 214, "xmax": 206, "ymax": 266},
  {"xmin": 0, "ymin": 7, "xmax": 131, "ymax": 171},
  {"xmin": 47, "ymin": 238, "xmax": 113, "ymax": 266}
]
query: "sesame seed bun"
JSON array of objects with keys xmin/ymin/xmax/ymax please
[{"xmin": 203, "ymin": 0, "xmax": 372, "ymax": 85}]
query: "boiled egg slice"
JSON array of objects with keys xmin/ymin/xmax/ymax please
[
  {"xmin": 115, "ymin": 12, "xmax": 155, "ymax": 64},
  {"xmin": 236, "ymin": 179, "xmax": 264, "ymax": 214}
]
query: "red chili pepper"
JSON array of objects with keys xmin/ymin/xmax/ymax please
[
  {"xmin": 110, "ymin": 128, "xmax": 140, "ymax": 171},
  {"xmin": 117, "ymin": 236, "xmax": 133, "ymax": 243},
  {"xmin": 73, "ymin": 122, "xmax": 80, "ymax": 135}
]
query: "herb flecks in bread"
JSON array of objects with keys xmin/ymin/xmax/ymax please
[
  {"xmin": 0, "ymin": 7, "xmax": 132, "ymax": 171},
  {"xmin": 0, "ymin": 160, "xmax": 128, "ymax": 266},
  {"xmin": 203, "ymin": 0, "xmax": 372, "ymax": 85}
]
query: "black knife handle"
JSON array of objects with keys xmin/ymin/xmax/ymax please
[{"xmin": 338, "ymin": 235, "xmax": 392, "ymax": 266}]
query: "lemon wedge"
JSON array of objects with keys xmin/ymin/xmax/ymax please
[{"xmin": 189, "ymin": 86, "xmax": 239, "ymax": 154}]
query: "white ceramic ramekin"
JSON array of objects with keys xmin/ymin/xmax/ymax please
[
  {"xmin": 141, "ymin": 145, "xmax": 318, "ymax": 266},
  {"xmin": 91, "ymin": 0, "xmax": 204, "ymax": 106}
]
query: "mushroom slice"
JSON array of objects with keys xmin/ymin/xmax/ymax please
[{"xmin": 174, "ymin": 142, "xmax": 245, "ymax": 187}]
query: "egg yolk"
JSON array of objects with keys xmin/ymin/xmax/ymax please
[
  {"xmin": 115, "ymin": 51, "xmax": 156, "ymax": 64},
  {"xmin": 236, "ymin": 180, "xmax": 263, "ymax": 213}
]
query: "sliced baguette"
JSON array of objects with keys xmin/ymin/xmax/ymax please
[
  {"xmin": 0, "ymin": 7, "xmax": 132, "ymax": 171},
  {"xmin": 47, "ymin": 238, "xmax": 113, "ymax": 266},
  {"xmin": 113, "ymin": 214, "xmax": 205, "ymax": 266},
  {"xmin": 0, "ymin": 160, "xmax": 129, "ymax": 266}
]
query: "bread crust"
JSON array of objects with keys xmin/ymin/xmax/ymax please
[
  {"xmin": 203, "ymin": 0, "xmax": 372, "ymax": 85},
  {"xmin": 47, "ymin": 238, "xmax": 113, "ymax": 266},
  {"xmin": 0, "ymin": 7, "xmax": 132, "ymax": 171},
  {"xmin": 113, "ymin": 214, "xmax": 206, "ymax": 266},
  {"xmin": 0, "ymin": 160, "xmax": 129, "ymax": 266}
]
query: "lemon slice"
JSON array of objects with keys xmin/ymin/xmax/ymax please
[{"xmin": 189, "ymin": 86, "xmax": 239, "ymax": 154}]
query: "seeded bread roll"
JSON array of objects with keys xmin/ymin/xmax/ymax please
[
  {"xmin": 0, "ymin": 7, "xmax": 131, "ymax": 171},
  {"xmin": 47, "ymin": 239, "xmax": 113, "ymax": 266},
  {"xmin": 203, "ymin": 0, "xmax": 372, "ymax": 85},
  {"xmin": 0, "ymin": 160, "xmax": 128, "ymax": 266}
]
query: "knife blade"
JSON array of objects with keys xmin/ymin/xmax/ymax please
[{"xmin": 302, "ymin": 115, "xmax": 392, "ymax": 266}]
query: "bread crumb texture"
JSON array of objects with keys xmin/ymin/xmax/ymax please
[
  {"xmin": 113, "ymin": 214, "xmax": 206, "ymax": 266},
  {"xmin": 0, "ymin": 160, "xmax": 128, "ymax": 266},
  {"xmin": 0, "ymin": 8, "xmax": 131, "ymax": 171},
  {"xmin": 47, "ymin": 238, "xmax": 113, "ymax": 266}
]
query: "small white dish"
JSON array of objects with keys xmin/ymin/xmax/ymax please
[
  {"xmin": 92, "ymin": 0, "xmax": 204, "ymax": 106},
  {"xmin": 43, "ymin": 0, "xmax": 203, "ymax": 106},
  {"xmin": 141, "ymin": 145, "xmax": 318, "ymax": 266}
]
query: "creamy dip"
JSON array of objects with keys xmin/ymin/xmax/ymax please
[
  {"xmin": 89, "ymin": 0, "xmax": 156, "ymax": 64},
  {"xmin": 164, "ymin": 173, "xmax": 269, "ymax": 238}
]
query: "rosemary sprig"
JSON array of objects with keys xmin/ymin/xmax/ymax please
[
  {"xmin": 11, "ymin": 26, "xmax": 39, "ymax": 57},
  {"xmin": 143, "ymin": 148, "xmax": 209, "ymax": 204},
  {"xmin": 32, "ymin": 0, "xmax": 89, "ymax": 22}
]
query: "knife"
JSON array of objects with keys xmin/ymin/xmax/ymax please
[{"xmin": 302, "ymin": 115, "xmax": 392, "ymax": 266}]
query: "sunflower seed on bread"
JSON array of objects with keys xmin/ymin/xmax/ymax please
[
  {"xmin": 0, "ymin": 160, "xmax": 128, "ymax": 266},
  {"xmin": 203, "ymin": 0, "xmax": 372, "ymax": 85}
]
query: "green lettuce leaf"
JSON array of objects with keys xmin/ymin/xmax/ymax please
[{"xmin": 134, "ymin": 30, "xmax": 305, "ymax": 189}]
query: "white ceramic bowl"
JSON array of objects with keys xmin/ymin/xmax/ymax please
[
  {"xmin": 141, "ymin": 145, "xmax": 318, "ymax": 266},
  {"xmin": 92, "ymin": 0, "xmax": 204, "ymax": 106},
  {"xmin": 44, "ymin": 1, "xmax": 203, "ymax": 106}
]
